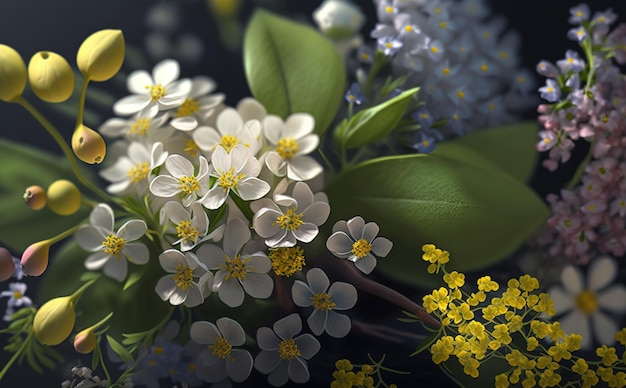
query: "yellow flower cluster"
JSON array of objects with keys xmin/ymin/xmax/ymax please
[
  {"xmin": 330, "ymin": 356, "xmax": 403, "ymax": 388},
  {"xmin": 420, "ymin": 244, "xmax": 626, "ymax": 388}
]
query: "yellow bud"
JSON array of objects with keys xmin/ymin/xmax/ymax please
[
  {"xmin": 76, "ymin": 29, "xmax": 125, "ymax": 82},
  {"xmin": 208, "ymin": 0, "xmax": 242, "ymax": 18},
  {"xmin": 34, "ymin": 296, "xmax": 75, "ymax": 345},
  {"xmin": 23, "ymin": 185, "xmax": 47, "ymax": 210},
  {"xmin": 20, "ymin": 239, "xmax": 52, "ymax": 276},
  {"xmin": 47, "ymin": 179, "xmax": 81, "ymax": 216},
  {"xmin": 72, "ymin": 124, "xmax": 106, "ymax": 164},
  {"xmin": 27, "ymin": 51, "xmax": 75, "ymax": 103},
  {"xmin": 0, "ymin": 44, "xmax": 27, "ymax": 102},
  {"xmin": 0, "ymin": 247, "xmax": 15, "ymax": 281},
  {"xmin": 73, "ymin": 312, "xmax": 113, "ymax": 354}
]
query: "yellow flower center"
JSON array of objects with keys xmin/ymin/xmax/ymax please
[
  {"xmin": 278, "ymin": 339, "xmax": 301, "ymax": 360},
  {"xmin": 517, "ymin": 76, "xmax": 526, "ymax": 84},
  {"xmin": 431, "ymin": 46, "xmax": 439, "ymax": 54},
  {"xmin": 385, "ymin": 6, "xmax": 393, "ymax": 13},
  {"xmin": 499, "ymin": 51, "xmax": 509, "ymax": 60},
  {"xmin": 176, "ymin": 220, "xmax": 199, "ymax": 244},
  {"xmin": 173, "ymin": 264, "xmax": 194, "ymax": 291},
  {"xmin": 482, "ymin": 31, "xmax": 491, "ymax": 39},
  {"xmin": 575, "ymin": 290, "xmax": 598, "ymax": 315},
  {"xmin": 129, "ymin": 118, "xmax": 150, "ymax": 136},
  {"xmin": 128, "ymin": 162, "xmax": 150, "ymax": 183},
  {"xmin": 276, "ymin": 137, "xmax": 299, "ymax": 159},
  {"xmin": 13, "ymin": 291, "xmax": 22, "ymax": 299},
  {"xmin": 179, "ymin": 175, "xmax": 199, "ymax": 194},
  {"xmin": 351, "ymin": 239, "xmax": 372, "ymax": 259},
  {"xmin": 457, "ymin": 91, "xmax": 465, "ymax": 99},
  {"xmin": 217, "ymin": 167, "xmax": 244, "ymax": 191},
  {"xmin": 219, "ymin": 134, "xmax": 239, "ymax": 153},
  {"xmin": 209, "ymin": 336, "xmax": 233, "ymax": 359},
  {"xmin": 176, "ymin": 98, "xmax": 199, "ymax": 117},
  {"xmin": 147, "ymin": 84, "xmax": 166, "ymax": 101},
  {"xmin": 269, "ymin": 246, "xmax": 306, "ymax": 277},
  {"xmin": 154, "ymin": 346, "xmax": 164, "ymax": 355},
  {"xmin": 405, "ymin": 25, "xmax": 413, "ymax": 32},
  {"xmin": 442, "ymin": 68, "xmax": 450, "ymax": 76},
  {"xmin": 275, "ymin": 208, "xmax": 304, "ymax": 231},
  {"xmin": 434, "ymin": 7, "xmax": 441, "ymax": 14},
  {"xmin": 103, "ymin": 234, "xmax": 125, "ymax": 257},
  {"xmin": 480, "ymin": 64, "xmax": 488, "ymax": 72},
  {"xmin": 223, "ymin": 255, "xmax": 248, "ymax": 281},
  {"xmin": 311, "ymin": 292, "xmax": 336, "ymax": 311},
  {"xmin": 439, "ymin": 21, "xmax": 447, "ymax": 29}
]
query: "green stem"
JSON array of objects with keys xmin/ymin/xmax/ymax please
[
  {"xmin": 75, "ymin": 77, "xmax": 90, "ymax": 128},
  {"xmin": 49, "ymin": 224, "xmax": 81, "ymax": 244},
  {"xmin": 70, "ymin": 278, "xmax": 97, "ymax": 304},
  {"xmin": 0, "ymin": 331, "xmax": 33, "ymax": 381},
  {"xmin": 13, "ymin": 96, "xmax": 110, "ymax": 202}
]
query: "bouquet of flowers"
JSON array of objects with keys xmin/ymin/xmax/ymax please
[{"xmin": 0, "ymin": 1, "xmax": 625, "ymax": 387}]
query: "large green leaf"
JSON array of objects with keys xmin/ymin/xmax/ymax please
[
  {"xmin": 325, "ymin": 154, "xmax": 549, "ymax": 287},
  {"xmin": 435, "ymin": 122, "xmax": 540, "ymax": 182},
  {"xmin": 243, "ymin": 9, "xmax": 345, "ymax": 135},
  {"xmin": 336, "ymin": 87, "xmax": 419, "ymax": 149},
  {"xmin": 0, "ymin": 139, "xmax": 91, "ymax": 252}
]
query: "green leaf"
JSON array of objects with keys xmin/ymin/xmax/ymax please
[
  {"xmin": 106, "ymin": 335, "xmax": 134, "ymax": 364},
  {"xmin": 0, "ymin": 139, "xmax": 91, "ymax": 252},
  {"xmin": 337, "ymin": 87, "xmax": 419, "ymax": 149},
  {"xmin": 434, "ymin": 122, "xmax": 539, "ymax": 182},
  {"xmin": 123, "ymin": 267, "xmax": 146, "ymax": 291},
  {"xmin": 243, "ymin": 9, "xmax": 345, "ymax": 135},
  {"xmin": 325, "ymin": 154, "xmax": 549, "ymax": 287},
  {"xmin": 410, "ymin": 330, "xmax": 440, "ymax": 357}
]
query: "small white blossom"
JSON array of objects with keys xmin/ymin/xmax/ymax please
[
  {"xmin": 169, "ymin": 76, "xmax": 224, "ymax": 131},
  {"xmin": 150, "ymin": 154, "xmax": 210, "ymax": 207},
  {"xmin": 192, "ymin": 108, "xmax": 262, "ymax": 156},
  {"xmin": 160, "ymin": 201, "xmax": 209, "ymax": 251},
  {"xmin": 154, "ymin": 249, "xmax": 210, "ymax": 307},
  {"xmin": 0, "ymin": 282, "xmax": 32, "ymax": 310}
]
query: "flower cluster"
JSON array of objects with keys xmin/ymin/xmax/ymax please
[
  {"xmin": 418, "ymin": 244, "xmax": 626, "ymax": 387},
  {"xmin": 535, "ymin": 4, "xmax": 626, "ymax": 264}
]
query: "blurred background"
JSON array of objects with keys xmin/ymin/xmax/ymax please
[{"xmin": 1, "ymin": 0, "xmax": 626, "ymax": 386}]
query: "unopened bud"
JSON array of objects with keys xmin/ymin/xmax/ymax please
[
  {"xmin": 28, "ymin": 51, "xmax": 75, "ymax": 103},
  {"xmin": 47, "ymin": 180, "xmax": 81, "ymax": 216},
  {"xmin": 313, "ymin": 0, "xmax": 365, "ymax": 40},
  {"xmin": 20, "ymin": 239, "xmax": 51, "ymax": 276},
  {"xmin": 72, "ymin": 124, "xmax": 106, "ymax": 164},
  {"xmin": 23, "ymin": 185, "xmax": 47, "ymax": 210},
  {"xmin": 73, "ymin": 312, "xmax": 113, "ymax": 354},
  {"xmin": 0, "ymin": 247, "xmax": 15, "ymax": 281},
  {"xmin": 0, "ymin": 44, "xmax": 27, "ymax": 102},
  {"xmin": 76, "ymin": 29, "xmax": 125, "ymax": 82}
]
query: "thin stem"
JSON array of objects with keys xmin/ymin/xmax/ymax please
[
  {"xmin": 75, "ymin": 77, "xmax": 90, "ymax": 128},
  {"xmin": 13, "ymin": 96, "xmax": 110, "ymax": 202},
  {"xmin": 50, "ymin": 224, "xmax": 81, "ymax": 244},
  {"xmin": 0, "ymin": 331, "xmax": 33, "ymax": 381}
]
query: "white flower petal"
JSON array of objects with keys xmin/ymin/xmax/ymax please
[
  {"xmin": 117, "ymin": 220, "xmax": 147, "ymax": 241},
  {"xmin": 153, "ymin": 59, "xmax": 179, "ymax": 85},
  {"xmin": 90, "ymin": 203, "xmax": 115, "ymax": 232},
  {"xmin": 326, "ymin": 232, "xmax": 355, "ymax": 257},
  {"xmin": 190, "ymin": 321, "xmax": 219, "ymax": 344},
  {"xmin": 265, "ymin": 152, "xmax": 287, "ymax": 177},
  {"xmin": 84, "ymin": 251, "xmax": 110, "ymax": 270},
  {"xmin": 218, "ymin": 279, "xmax": 245, "ymax": 307},
  {"xmin": 293, "ymin": 223, "xmax": 319, "ymax": 243},
  {"xmin": 223, "ymin": 219, "xmax": 251, "ymax": 257},
  {"xmin": 165, "ymin": 154, "xmax": 194, "ymax": 177},
  {"xmin": 346, "ymin": 216, "xmax": 365, "ymax": 240},
  {"xmin": 325, "ymin": 310, "xmax": 351, "ymax": 338},
  {"xmin": 237, "ymin": 178, "xmax": 270, "ymax": 201},
  {"xmin": 560, "ymin": 310, "xmax": 591, "ymax": 349},
  {"xmin": 217, "ymin": 108, "xmax": 243, "ymax": 135},
  {"xmin": 155, "ymin": 276, "xmax": 177, "ymax": 301},
  {"xmin": 253, "ymin": 208, "xmax": 283, "ymax": 239},
  {"xmin": 256, "ymin": 327, "xmax": 280, "ymax": 350},
  {"xmin": 588, "ymin": 256, "xmax": 618, "ymax": 291},
  {"xmin": 168, "ymin": 288, "xmax": 187, "ymax": 305},
  {"xmin": 548, "ymin": 286, "xmax": 574, "ymax": 315},
  {"xmin": 113, "ymin": 95, "xmax": 151, "ymax": 116},
  {"xmin": 254, "ymin": 349, "xmax": 282, "ymax": 374},
  {"xmin": 124, "ymin": 243, "xmax": 149, "ymax": 265},
  {"xmin": 328, "ymin": 282, "xmax": 358, "ymax": 310},
  {"xmin": 201, "ymin": 186, "xmax": 228, "ymax": 210},
  {"xmin": 371, "ymin": 237, "xmax": 393, "ymax": 257},
  {"xmin": 196, "ymin": 244, "xmax": 226, "ymax": 269},
  {"xmin": 307, "ymin": 309, "xmax": 326, "ymax": 336},
  {"xmin": 247, "ymin": 254, "xmax": 272, "ymax": 273},
  {"xmin": 76, "ymin": 226, "xmax": 107, "ymax": 251},
  {"xmin": 561, "ymin": 265, "xmax": 584, "ymax": 295},
  {"xmin": 598, "ymin": 285, "xmax": 626, "ymax": 313},
  {"xmin": 150, "ymin": 175, "xmax": 181, "ymax": 197},
  {"xmin": 127, "ymin": 70, "xmax": 152, "ymax": 94},
  {"xmin": 592, "ymin": 310, "xmax": 619, "ymax": 347},
  {"xmin": 291, "ymin": 281, "xmax": 314, "ymax": 307},
  {"xmin": 302, "ymin": 202, "xmax": 330, "ymax": 226},
  {"xmin": 242, "ymin": 273, "xmax": 273, "ymax": 299},
  {"xmin": 294, "ymin": 333, "xmax": 320, "ymax": 359},
  {"xmin": 211, "ymin": 145, "xmax": 231, "ymax": 173},
  {"xmin": 263, "ymin": 115, "xmax": 285, "ymax": 145},
  {"xmin": 170, "ymin": 116, "xmax": 198, "ymax": 131},
  {"xmin": 193, "ymin": 126, "xmax": 221, "ymax": 151},
  {"xmin": 237, "ymin": 98, "xmax": 267, "ymax": 122},
  {"xmin": 285, "ymin": 113, "xmax": 314, "ymax": 137},
  {"xmin": 274, "ymin": 313, "xmax": 301, "ymax": 340},
  {"xmin": 288, "ymin": 357, "xmax": 310, "ymax": 384},
  {"xmin": 306, "ymin": 268, "xmax": 330, "ymax": 294},
  {"xmin": 183, "ymin": 285, "xmax": 203, "ymax": 307},
  {"xmin": 361, "ymin": 222, "xmax": 380, "ymax": 242},
  {"xmin": 103, "ymin": 256, "xmax": 127, "ymax": 282},
  {"xmin": 217, "ymin": 317, "xmax": 246, "ymax": 346},
  {"xmin": 354, "ymin": 254, "xmax": 377, "ymax": 274},
  {"xmin": 228, "ymin": 349, "xmax": 253, "ymax": 382},
  {"xmin": 295, "ymin": 134, "xmax": 319, "ymax": 155}
]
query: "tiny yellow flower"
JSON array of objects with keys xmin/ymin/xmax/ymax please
[
  {"xmin": 615, "ymin": 328, "xmax": 626, "ymax": 346},
  {"xmin": 495, "ymin": 373, "xmax": 510, "ymax": 388},
  {"xmin": 443, "ymin": 271, "xmax": 465, "ymax": 289},
  {"xmin": 572, "ymin": 358, "xmax": 589, "ymax": 375},
  {"xmin": 430, "ymin": 335, "xmax": 454, "ymax": 364},
  {"xmin": 527, "ymin": 336, "xmax": 539, "ymax": 351},
  {"xmin": 596, "ymin": 344, "xmax": 618, "ymax": 366},
  {"xmin": 519, "ymin": 274, "xmax": 540, "ymax": 292},
  {"xmin": 335, "ymin": 359, "xmax": 353, "ymax": 371},
  {"xmin": 466, "ymin": 291, "xmax": 486, "ymax": 306},
  {"xmin": 582, "ymin": 369, "xmax": 599, "ymax": 388},
  {"xmin": 477, "ymin": 275, "xmax": 499, "ymax": 292}
]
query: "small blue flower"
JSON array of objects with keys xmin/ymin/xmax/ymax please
[
  {"xmin": 568, "ymin": 3, "xmax": 590, "ymax": 25},
  {"xmin": 412, "ymin": 107, "xmax": 434, "ymax": 130},
  {"xmin": 567, "ymin": 26, "xmax": 587, "ymax": 42},
  {"xmin": 512, "ymin": 69, "xmax": 535, "ymax": 94},
  {"xmin": 536, "ymin": 60, "xmax": 560, "ymax": 78},
  {"xmin": 344, "ymin": 83, "xmax": 367, "ymax": 105},
  {"xmin": 377, "ymin": 35, "xmax": 403, "ymax": 56},
  {"xmin": 426, "ymin": 39, "xmax": 445, "ymax": 62},
  {"xmin": 557, "ymin": 50, "xmax": 585, "ymax": 73},
  {"xmin": 413, "ymin": 131, "xmax": 437, "ymax": 154},
  {"xmin": 539, "ymin": 79, "xmax": 561, "ymax": 102}
]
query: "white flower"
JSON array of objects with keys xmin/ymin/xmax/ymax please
[
  {"xmin": 190, "ymin": 317, "xmax": 253, "ymax": 383},
  {"xmin": 160, "ymin": 201, "xmax": 209, "ymax": 251},
  {"xmin": 201, "ymin": 145, "xmax": 270, "ymax": 210},
  {"xmin": 98, "ymin": 106, "xmax": 171, "ymax": 141},
  {"xmin": 252, "ymin": 182, "xmax": 330, "ymax": 248},
  {"xmin": 0, "ymin": 282, "xmax": 32, "ymax": 310},
  {"xmin": 548, "ymin": 255, "xmax": 626, "ymax": 349},
  {"xmin": 154, "ymin": 249, "xmax": 210, "ymax": 307},
  {"xmin": 292, "ymin": 268, "xmax": 357, "ymax": 338},
  {"xmin": 192, "ymin": 108, "xmax": 262, "ymax": 156},
  {"xmin": 254, "ymin": 313, "xmax": 320, "ymax": 387},
  {"xmin": 237, "ymin": 97, "xmax": 268, "ymax": 122},
  {"xmin": 263, "ymin": 113, "xmax": 323, "ymax": 182},
  {"xmin": 113, "ymin": 59, "xmax": 192, "ymax": 116},
  {"xmin": 75, "ymin": 203, "xmax": 149, "ymax": 282},
  {"xmin": 169, "ymin": 76, "xmax": 224, "ymax": 131},
  {"xmin": 196, "ymin": 219, "xmax": 273, "ymax": 307},
  {"xmin": 150, "ymin": 154, "xmax": 210, "ymax": 207},
  {"xmin": 326, "ymin": 216, "xmax": 393, "ymax": 274},
  {"xmin": 99, "ymin": 141, "xmax": 167, "ymax": 196},
  {"xmin": 313, "ymin": 0, "xmax": 365, "ymax": 40}
]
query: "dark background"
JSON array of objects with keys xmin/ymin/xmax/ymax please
[{"xmin": 1, "ymin": 1, "xmax": 625, "ymax": 387}]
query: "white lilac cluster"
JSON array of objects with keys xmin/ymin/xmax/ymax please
[
  {"xmin": 73, "ymin": 59, "xmax": 394, "ymax": 386},
  {"xmin": 534, "ymin": 4, "xmax": 626, "ymax": 264},
  {"xmin": 356, "ymin": 0, "xmax": 535, "ymax": 146}
]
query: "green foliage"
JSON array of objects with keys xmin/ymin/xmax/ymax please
[
  {"xmin": 243, "ymin": 9, "xmax": 345, "ymax": 135},
  {"xmin": 325, "ymin": 154, "xmax": 549, "ymax": 287},
  {"xmin": 335, "ymin": 87, "xmax": 419, "ymax": 149},
  {"xmin": 434, "ymin": 122, "xmax": 540, "ymax": 182},
  {"xmin": 0, "ymin": 139, "xmax": 90, "ymax": 252},
  {"xmin": 107, "ymin": 335, "xmax": 134, "ymax": 363}
]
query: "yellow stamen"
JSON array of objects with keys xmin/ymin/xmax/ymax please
[
  {"xmin": 176, "ymin": 220, "xmax": 199, "ymax": 244},
  {"xmin": 311, "ymin": 292, "xmax": 336, "ymax": 311},
  {"xmin": 575, "ymin": 290, "xmax": 597, "ymax": 315},
  {"xmin": 103, "ymin": 234, "xmax": 125, "ymax": 257},
  {"xmin": 276, "ymin": 137, "xmax": 299, "ymax": 159},
  {"xmin": 176, "ymin": 98, "xmax": 199, "ymax": 117},
  {"xmin": 278, "ymin": 339, "xmax": 301, "ymax": 360},
  {"xmin": 147, "ymin": 84, "xmax": 166, "ymax": 101},
  {"xmin": 209, "ymin": 336, "xmax": 233, "ymax": 359},
  {"xmin": 351, "ymin": 239, "xmax": 372, "ymax": 259},
  {"xmin": 173, "ymin": 264, "xmax": 194, "ymax": 291},
  {"xmin": 179, "ymin": 176, "xmax": 200, "ymax": 194},
  {"xmin": 275, "ymin": 208, "xmax": 304, "ymax": 231},
  {"xmin": 128, "ymin": 162, "xmax": 150, "ymax": 183}
]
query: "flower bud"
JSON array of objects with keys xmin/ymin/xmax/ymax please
[
  {"xmin": 34, "ymin": 296, "xmax": 75, "ymax": 345},
  {"xmin": 23, "ymin": 185, "xmax": 47, "ymax": 210},
  {"xmin": 313, "ymin": 0, "xmax": 365, "ymax": 40},
  {"xmin": 0, "ymin": 247, "xmax": 15, "ymax": 282},
  {"xmin": 27, "ymin": 51, "xmax": 75, "ymax": 103},
  {"xmin": 76, "ymin": 29, "xmax": 125, "ymax": 82},
  {"xmin": 0, "ymin": 44, "xmax": 27, "ymax": 102},
  {"xmin": 208, "ymin": 0, "xmax": 242, "ymax": 18},
  {"xmin": 20, "ymin": 239, "xmax": 51, "ymax": 276},
  {"xmin": 73, "ymin": 312, "xmax": 113, "ymax": 354},
  {"xmin": 47, "ymin": 180, "xmax": 81, "ymax": 216},
  {"xmin": 72, "ymin": 124, "xmax": 106, "ymax": 164}
]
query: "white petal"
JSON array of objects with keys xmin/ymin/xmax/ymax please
[
  {"xmin": 292, "ymin": 182, "xmax": 313, "ymax": 208},
  {"xmin": 237, "ymin": 97, "xmax": 267, "ymax": 122},
  {"xmin": 328, "ymin": 282, "xmax": 358, "ymax": 310},
  {"xmin": 153, "ymin": 59, "xmax": 180, "ymax": 85},
  {"xmin": 217, "ymin": 317, "xmax": 245, "ymax": 346},
  {"xmin": 193, "ymin": 126, "xmax": 221, "ymax": 151},
  {"xmin": 113, "ymin": 95, "xmax": 151, "ymax": 116},
  {"xmin": 223, "ymin": 218, "xmax": 251, "ymax": 256},
  {"xmin": 254, "ymin": 350, "xmax": 282, "ymax": 374},
  {"xmin": 117, "ymin": 220, "xmax": 147, "ymax": 241},
  {"xmin": 159, "ymin": 249, "xmax": 186, "ymax": 273},
  {"xmin": 547, "ymin": 286, "xmax": 574, "ymax": 315},
  {"xmin": 170, "ymin": 116, "xmax": 198, "ymax": 131},
  {"xmin": 560, "ymin": 310, "xmax": 591, "ymax": 348},
  {"xmin": 183, "ymin": 285, "xmax": 203, "ymax": 307},
  {"xmin": 326, "ymin": 232, "xmax": 354, "ymax": 257},
  {"xmin": 324, "ymin": 310, "xmax": 351, "ymax": 338},
  {"xmin": 274, "ymin": 313, "xmax": 301, "ymax": 340},
  {"xmin": 190, "ymin": 321, "xmax": 219, "ymax": 344},
  {"xmin": 294, "ymin": 333, "xmax": 320, "ymax": 359},
  {"xmin": 256, "ymin": 327, "xmax": 280, "ymax": 350},
  {"xmin": 127, "ymin": 70, "xmax": 153, "ymax": 94},
  {"xmin": 588, "ymin": 256, "xmax": 618, "ymax": 291},
  {"xmin": 598, "ymin": 285, "xmax": 626, "ymax": 313},
  {"xmin": 263, "ymin": 115, "xmax": 285, "ymax": 144},
  {"xmin": 189, "ymin": 75, "xmax": 216, "ymax": 97},
  {"xmin": 293, "ymin": 223, "xmax": 319, "ymax": 243},
  {"xmin": 306, "ymin": 268, "xmax": 330, "ymax": 294},
  {"xmin": 155, "ymin": 276, "xmax": 176, "ymax": 301},
  {"xmin": 124, "ymin": 243, "xmax": 149, "ymax": 264},
  {"xmin": 265, "ymin": 152, "xmax": 287, "ymax": 177},
  {"xmin": 302, "ymin": 202, "xmax": 330, "ymax": 226},
  {"xmin": 75, "ymin": 226, "xmax": 107, "ymax": 251},
  {"xmin": 252, "ymin": 208, "xmax": 283, "ymax": 239},
  {"xmin": 237, "ymin": 178, "xmax": 270, "ymax": 201},
  {"xmin": 217, "ymin": 108, "xmax": 243, "ymax": 135},
  {"xmin": 98, "ymin": 117, "xmax": 130, "ymax": 137},
  {"xmin": 346, "ymin": 216, "xmax": 365, "ymax": 240},
  {"xmin": 354, "ymin": 255, "xmax": 377, "ymax": 274},
  {"xmin": 201, "ymin": 186, "xmax": 228, "ymax": 210},
  {"xmin": 168, "ymin": 288, "xmax": 187, "ymax": 305},
  {"xmin": 561, "ymin": 265, "xmax": 584, "ymax": 295},
  {"xmin": 103, "ymin": 256, "xmax": 127, "ymax": 282},
  {"xmin": 162, "ymin": 201, "xmax": 188, "ymax": 224},
  {"xmin": 165, "ymin": 154, "xmax": 194, "ymax": 177},
  {"xmin": 307, "ymin": 309, "xmax": 326, "ymax": 336},
  {"xmin": 291, "ymin": 281, "xmax": 314, "ymax": 307},
  {"xmin": 150, "ymin": 175, "xmax": 180, "ymax": 197},
  {"xmin": 592, "ymin": 311, "xmax": 619, "ymax": 347},
  {"xmin": 295, "ymin": 134, "xmax": 319, "ymax": 155},
  {"xmin": 211, "ymin": 145, "xmax": 231, "ymax": 173},
  {"xmin": 246, "ymin": 254, "xmax": 272, "ymax": 273},
  {"xmin": 372, "ymin": 237, "xmax": 393, "ymax": 257},
  {"xmin": 84, "ymin": 251, "xmax": 110, "ymax": 270},
  {"xmin": 227, "ymin": 349, "xmax": 253, "ymax": 382},
  {"xmin": 288, "ymin": 357, "xmax": 310, "ymax": 384},
  {"xmin": 362, "ymin": 221, "xmax": 380, "ymax": 242},
  {"xmin": 218, "ymin": 279, "xmax": 245, "ymax": 307},
  {"xmin": 285, "ymin": 113, "xmax": 314, "ymax": 138},
  {"xmin": 242, "ymin": 273, "xmax": 273, "ymax": 299},
  {"xmin": 90, "ymin": 203, "xmax": 115, "ymax": 232}
]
